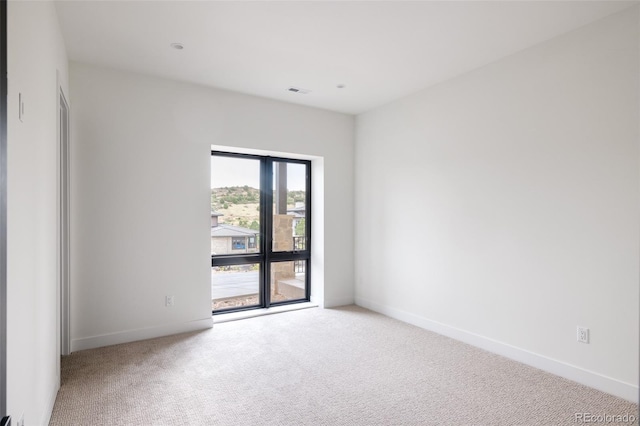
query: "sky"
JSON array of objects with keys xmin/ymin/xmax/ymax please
[{"xmin": 210, "ymin": 156, "xmax": 306, "ymax": 191}]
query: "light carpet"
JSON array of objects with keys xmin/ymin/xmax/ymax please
[{"xmin": 50, "ymin": 306, "xmax": 638, "ymax": 425}]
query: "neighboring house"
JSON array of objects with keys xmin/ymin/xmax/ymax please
[
  {"xmin": 287, "ymin": 202, "xmax": 305, "ymax": 233},
  {"xmin": 211, "ymin": 211, "xmax": 259, "ymax": 255}
]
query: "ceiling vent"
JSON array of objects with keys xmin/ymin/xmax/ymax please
[{"xmin": 287, "ymin": 87, "xmax": 311, "ymax": 94}]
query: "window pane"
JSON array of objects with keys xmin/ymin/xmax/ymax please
[
  {"xmin": 272, "ymin": 162, "xmax": 307, "ymax": 252},
  {"xmin": 212, "ymin": 264, "xmax": 260, "ymax": 311},
  {"xmin": 270, "ymin": 260, "xmax": 306, "ymax": 303},
  {"xmin": 211, "ymin": 156, "xmax": 261, "ymax": 255}
]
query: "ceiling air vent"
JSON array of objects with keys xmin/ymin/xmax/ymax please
[{"xmin": 287, "ymin": 87, "xmax": 311, "ymax": 94}]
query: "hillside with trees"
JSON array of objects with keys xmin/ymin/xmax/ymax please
[{"xmin": 211, "ymin": 186, "xmax": 305, "ymax": 229}]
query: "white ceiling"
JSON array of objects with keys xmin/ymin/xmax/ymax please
[{"xmin": 55, "ymin": 1, "xmax": 636, "ymax": 115}]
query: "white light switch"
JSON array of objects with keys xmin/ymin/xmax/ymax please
[{"xmin": 18, "ymin": 92, "xmax": 24, "ymax": 122}]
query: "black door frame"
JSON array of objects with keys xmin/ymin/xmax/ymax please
[
  {"xmin": 1, "ymin": 0, "xmax": 10, "ymax": 423},
  {"xmin": 211, "ymin": 151, "xmax": 311, "ymax": 314}
]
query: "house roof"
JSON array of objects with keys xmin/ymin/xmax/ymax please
[
  {"xmin": 211, "ymin": 224, "xmax": 258, "ymax": 238},
  {"xmin": 287, "ymin": 206, "xmax": 305, "ymax": 219}
]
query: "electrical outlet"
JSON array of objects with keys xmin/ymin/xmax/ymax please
[
  {"xmin": 577, "ymin": 326, "xmax": 589, "ymax": 344},
  {"xmin": 165, "ymin": 295, "xmax": 174, "ymax": 307}
]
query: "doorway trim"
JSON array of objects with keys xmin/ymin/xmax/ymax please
[
  {"xmin": 0, "ymin": 0, "xmax": 9, "ymax": 422},
  {"xmin": 58, "ymin": 80, "xmax": 71, "ymax": 356}
]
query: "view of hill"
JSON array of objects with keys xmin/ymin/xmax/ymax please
[
  {"xmin": 211, "ymin": 186, "xmax": 260, "ymax": 210},
  {"xmin": 211, "ymin": 186, "xmax": 306, "ymax": 229}
]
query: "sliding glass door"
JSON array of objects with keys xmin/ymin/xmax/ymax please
[{"xmin": 210, "ymin": 152, "xmax": 310, "ymax": 314}]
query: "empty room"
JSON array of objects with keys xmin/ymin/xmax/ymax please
[{"xmin": 0, "ymin": 0, "xmax": 638, "ymax": 425}]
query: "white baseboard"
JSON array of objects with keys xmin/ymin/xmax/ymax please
[
  {"xmin": 355, "ymin": 297, "xmax": 639, "ymax": 404},
  {"xmin": 71, "ymin": 318, "xmax": 213, "ymax": 352},
  {"xmin": 323, "ymin": 295, "xmax": 355, "ymax": 308}
]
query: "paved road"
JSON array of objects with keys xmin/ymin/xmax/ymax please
[{"xmin": 212, "ymin": 270, "xmax": 259, "ymax": 300}]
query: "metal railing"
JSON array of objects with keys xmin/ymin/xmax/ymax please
[{"xmin": 293, "ymin": 236, "xmax": 306, "ymax": 251}]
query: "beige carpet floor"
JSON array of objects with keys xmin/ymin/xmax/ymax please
[{"xmin": 50, "ymin": 306, "xmax": 638, "ymax": 425}]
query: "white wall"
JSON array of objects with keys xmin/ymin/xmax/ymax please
[
  {"xmin": 355, "ymin": 8, "xmax": 639, "ymax": 402},
  {"xmin": 69, "ymin": 63, "xmax": 354, "ymax": 350},
  {"xmin": 7, "ymin": 1, "xmax": 69, "ymax": 424}
]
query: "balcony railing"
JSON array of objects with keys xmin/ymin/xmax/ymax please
[
  {"xmin": 293, "ymin": 236, "xmax": 306, "ymax": 251},
  {"xmin": 294, "ymin": 260, "xmax": 306, "ymax": 274}
]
